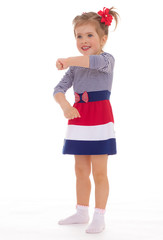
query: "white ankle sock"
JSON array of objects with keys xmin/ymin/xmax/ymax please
[
  {"xmin": 85, "ymin": 208, "xmax": 106, "ymax": 233},
  {"xmin": 58, "ymin": 204, "xmax": 89, "ymax": 225}
]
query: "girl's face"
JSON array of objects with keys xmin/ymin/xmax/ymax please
[{"xmin": 75, "ymin": 23, "xmax": 107, "ymax": 56}]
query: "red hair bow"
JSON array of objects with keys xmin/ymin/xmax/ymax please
[{"xmin": 97, "ymin": 7, "xmax": 113, "ymax": 26}]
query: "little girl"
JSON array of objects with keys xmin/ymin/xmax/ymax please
[{"xmin": 53, "ymin": 7, "xmax": 119, "ymax": 234}]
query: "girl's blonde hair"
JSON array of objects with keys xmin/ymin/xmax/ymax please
[{"xmin": 72, "ymin": 7, "xmax": 120, "ymax": 39}]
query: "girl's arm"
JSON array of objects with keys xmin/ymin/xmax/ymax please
[
  {"xmin": 56, "ymin": 53, "xmax": 115, "ymax": 73},
  {"xmin": 54, "ymin": 92, "xmax": 81, "ymax": 119},
  {"xmin": 54, "ymin": 92, "xmax": 71, "ymax": 110},
  {"xmin": 56, "ymin": 56, "xmax": 89, "ymax": 70}
]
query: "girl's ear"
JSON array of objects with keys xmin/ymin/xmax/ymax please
[{"xmin": 101, "ymin": 35, "xmax": 108, "ymax": 45}]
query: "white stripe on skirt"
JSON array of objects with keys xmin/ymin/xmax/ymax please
[{"xmin": 65, "ymin": 122, "xmax": 115, "ymax": 141}]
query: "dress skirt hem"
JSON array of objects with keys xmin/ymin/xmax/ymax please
[{"xmin": 62, "ymin": 138, "xmax": 117, "ymax": 155}]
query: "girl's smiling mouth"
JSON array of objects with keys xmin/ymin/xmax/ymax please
[{"xmin": 81, "ymin": 46, "xmax": 91, "ymax": 51}]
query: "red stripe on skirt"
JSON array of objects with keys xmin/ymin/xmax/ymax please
[{"xmin": 68, "ymin": 100, "xmax": 114, "ymax": 126}]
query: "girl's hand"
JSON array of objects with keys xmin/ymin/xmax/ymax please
[
  {"xmin": 56, "ymin": 60, "xmax": 63, "ymax": 70},
  {"xmin": 56, "ymin": 58, "xmax": 69, "ymax": 70},
  {"xmin": 62, "ymin": 105, "xmax": 81, "ymax": 120}
]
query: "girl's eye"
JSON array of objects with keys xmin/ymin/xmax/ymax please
[
  {"xmin": 88, "ymin": 34, "xmax": 93, "ymax": 37},
  {"xmin": 77, "ymin": 35, "xmax": 82, "ymax": 39}
]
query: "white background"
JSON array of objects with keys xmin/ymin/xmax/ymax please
[{"xmin": 0, "ymin": 0, "xmax": 163, "ymax": 239}]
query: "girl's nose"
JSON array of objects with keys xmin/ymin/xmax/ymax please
[{"xmin": 82, "ymin": 37, "xmax": 88, "ymax": 44}]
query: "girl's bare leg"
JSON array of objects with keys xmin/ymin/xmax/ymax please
[
  {"xmin": 91, "ymin": 154, "xmax": 109, "ymax": 209},
  {"xmin": 58, "ymin": 155, "xmax": 91, "ymax": 225},
  {"xmin": 74, "ymin": 155, "xmax": 92, "ymax": 206},
  {"xmin": 86, "ymin": 154, "xmax": 109, "ymax": 233}
]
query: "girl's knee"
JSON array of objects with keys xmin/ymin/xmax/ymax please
[
  {"xmin": 75, "ymin": 156, "xmax": 91, "ymax": 178},
  {"xmin": 92, "ymin": 171, "xmax": 107, "ymax": 183},
  {"xmin": 91, "ymin": 154, "xmax": 108, "ymax": 180},
  {"xmin": 75, "ymin": 165, "xmax": 91, "ymax": 178}
]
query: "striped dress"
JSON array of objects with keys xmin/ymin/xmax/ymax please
[{"xmin": 53, "ymin": 52, "xmax": 117, "ymax": 155}]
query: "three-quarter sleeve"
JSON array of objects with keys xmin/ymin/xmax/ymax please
[
  {"xmin": 53, "ymin": 67, "xmax": 74, "ymax": 97},
  {"xmin": 89, "ymin": 52, "xmax": 115, "ymax": 73}
]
